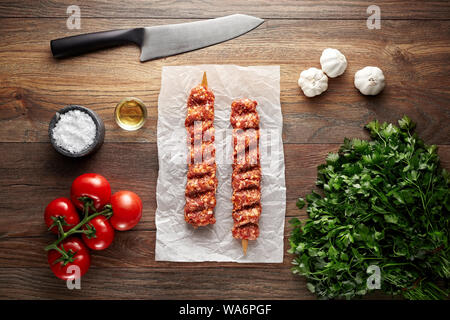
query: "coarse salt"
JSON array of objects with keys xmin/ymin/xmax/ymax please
[{"xmin": 52, "ymin": 109, "xmax": 96, "ymax": 153}]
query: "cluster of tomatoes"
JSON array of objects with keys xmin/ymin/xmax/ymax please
[{"xmin": 44, "ymin": 173, "xmax": 142, "ymax": 280}]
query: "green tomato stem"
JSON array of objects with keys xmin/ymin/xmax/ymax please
[
  {"xmin": 44, "ymin": 200, "xmax": 112, "ymax": 252},
  {"xmin": 56, "ymin": 219, "xmax": 65, "ymax": 238},
  {"xmin": 52, "ymin": 245, "xmax": 68, "ymax": 258}
]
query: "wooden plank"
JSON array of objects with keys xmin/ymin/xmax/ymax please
[
  {"xmin": 0, "ymin": 19, "xmax": 449, "ymax": 144},
  {"xmin": 0, "ymin": 230, "xmax": 297, "ymax": 268},
  {"xmin": 0, "ymin": 0, "xmax": 449, "ymax": 19},
  {"xmin": 0, "ymin": 267, "xmax": 317, "ymax": 300},
  {"xmin": 0, "ymin": 266, "xmax": 399, "ymax": 299}
]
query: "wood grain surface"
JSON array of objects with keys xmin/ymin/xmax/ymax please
[
  {"xmin": 0, "ymin": 1, "xmax": 449, "ymax": 300},
  {"xmin": 1, "ymin": 0, "xmax": 450, "ymax": 19}
]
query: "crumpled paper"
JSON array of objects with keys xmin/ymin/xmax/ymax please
[{"xmin": 155, "ymin": 65, "xmax": 285, "ymax": 263}]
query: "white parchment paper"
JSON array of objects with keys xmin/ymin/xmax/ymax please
[{"xmin": 155, "ymin": 65, "xmax": 285, "ymax": 262}]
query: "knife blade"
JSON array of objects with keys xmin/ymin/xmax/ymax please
[{"xmin": 50, "ymin": 14, "xmax": 264, "ymax": 62}]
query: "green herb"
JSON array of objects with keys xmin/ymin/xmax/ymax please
[{"xmin": 289, "ymin": 116, "xmax": 449, "ymax": 300}]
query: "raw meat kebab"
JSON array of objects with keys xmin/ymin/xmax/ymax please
[
  {"xmin": 230, "ymin": 98, "xmax": 261, "ymax": 254},
  {"xmin": 184, "ymin": 73, "xmax": 217, "ymax": 227}
]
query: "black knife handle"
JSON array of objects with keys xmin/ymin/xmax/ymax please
[{"xmin": 50, "ymin": 28, "xmax": 144, "ymax": 59}]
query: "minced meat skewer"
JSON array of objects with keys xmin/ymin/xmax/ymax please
[
  {"xmin": 230, "ymin": 98, "xmax": 261, "ymax": 255},
  {"xmin": 184, "ymin": 72, "xmax": 217, "ymax": 227}
]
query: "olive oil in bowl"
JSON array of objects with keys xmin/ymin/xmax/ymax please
[{"xmin": 114, "ymin": 97, "xmax": 147, "ymax": 131}]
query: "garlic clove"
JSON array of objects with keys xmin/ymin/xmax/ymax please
[
  {"xmin": 320, "ymin": 48, "xmax": 347, "ymax": 78},
  {"xmin": 354, "ymin": 66, "xmax": 386, "ymax": 95},
  {"xmin": 298, "ymin": 67, "xmax": 328, "ymax": 98}
]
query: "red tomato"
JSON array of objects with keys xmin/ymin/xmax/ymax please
[
  {"xmin": 47, "ymin": 237, "xmax": 90, "ymax": 280},
  {"xmin": 110, "ymin": 191, "xmax": 143, "ymax": 231},
  {"xmin": 71, "ymin": 173, "xmax": 111, "ymax": 212},
  {"xmin": 44, "ymin": 197, "xmax": 80, "ymax": 234},
  {"xmin": 82, "ymin": 216, "xmax": 115, "ymax": 250}
]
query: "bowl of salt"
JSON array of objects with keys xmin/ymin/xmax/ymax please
[{"xmin": 49, "ymin": 105, "xmax": 105, "ymax": 158}]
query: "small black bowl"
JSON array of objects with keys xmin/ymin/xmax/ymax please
[{"xmin": 49, "ymin": 105, "xmax": 105, "ymax": 158}]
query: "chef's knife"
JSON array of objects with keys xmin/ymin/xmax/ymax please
[{"xmin": 51, "ymin": 14, "xmax": 264, "ymax": 61}]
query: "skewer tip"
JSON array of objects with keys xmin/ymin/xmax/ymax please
[
  {"xmin": 201, "ymin": 71, "xmax": 208, "ymax": 87},
  {"xmin": 242, "ymin": 239, "xmax": 248, "ymax": 256}
]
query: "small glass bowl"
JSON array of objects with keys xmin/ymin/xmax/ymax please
[{"xmin": 114, "ymin": 97, "xmax": 147, "ymax": 131}]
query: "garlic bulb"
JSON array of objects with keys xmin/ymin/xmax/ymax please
[
  {"xmin": 354, "ymin": 66, "xmax": 385, "ymax": 95},
  {"xmin": 298, "ymin": 67, "xmax": 328, "ymax": 97},
  {"xmin": 320, "ymin": 48, "xmax": 347, "ymax": 78}
]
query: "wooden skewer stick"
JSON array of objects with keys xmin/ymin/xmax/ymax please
[
  {"xmin": 242, "ymin": 239, "xmax": 248, "ymax": 255},
  {"xmin": 201, "ymin": 71, "xmax": 208, "ymax": 87}
]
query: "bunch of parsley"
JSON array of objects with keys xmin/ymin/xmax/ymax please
[{"xmin": 289, "ymin": 116, "xmax": 449, "ymax": 299}]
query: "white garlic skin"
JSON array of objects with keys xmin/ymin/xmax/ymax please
[
  {"xmin": 320, "ymin": 48, "xmax": 347, "ymax": 78},
  {"xmin": 298, "ymin": 67, "xmax": 328, "ymax": 98},
  {"xmin": 354, "ymin": 66, "xmax": 386, "ymax": 95}
]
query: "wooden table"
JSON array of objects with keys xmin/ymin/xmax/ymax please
[{"xmin": 0, "ymin": 1, "xmax": 449, "ymax": 300}]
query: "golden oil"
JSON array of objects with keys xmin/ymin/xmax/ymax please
[{"xmin": 114, "ymin": 97, "xmax": 147, "ymax": 131}]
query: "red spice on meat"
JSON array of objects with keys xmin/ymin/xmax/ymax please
[
  {"xmin": 230, "ymin": 98, "xmax": 262, "ymax": 241},
  {"xmin": 184, "ymin": 83, "xmax": 216, "ymax": 227}
]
